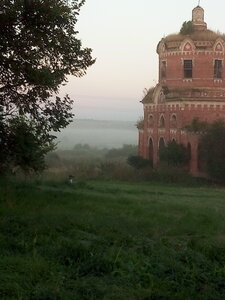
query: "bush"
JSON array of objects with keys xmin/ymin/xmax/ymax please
[
  {"xmin": 127, "ymin": 155, "xmax": 152, "ymax": 169},
  {"xmin": 0, "ymin": 117, "xmax": 55, "ymax": 174},
  {"xmin": 159, "ymin": 140, "xmax": 190, "ymax": 166},
  {"xmin": 157, "ymin": 162, "xmax": 194, "ymax": 184}
]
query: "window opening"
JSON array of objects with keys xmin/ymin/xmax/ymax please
[
  {"xmin": 159, "ymin": 137, "xmax": 165, "ymax": 153},
  {"xmin": 148, "ymin": 115, "xmax": 154, "ymax": 127},
  {"xmin": 161, "ymin": 61, "xmax": 166, "ymax": 79},
  {"xmin": 184, "ymin": 60, "xmax": 192, "ymax": 78},
  {"xmin": 148, "ymin": 138, "xmax": 153, "ymax": 166},
  {"xmin": 159, "ymin": 115, "xmax": 165, "ymax": 128},
  {"xmin": 171, "ymin": 114, "xmax": 177, "ymax": 128},
  {"xmin": 214, "ymin": 59, "xmax": 222, "ymax": 78}
]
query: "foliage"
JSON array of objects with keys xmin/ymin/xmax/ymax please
[
  {"xmin": 9, "ymin": 117, "xmax": 55, "ymax": 173},
  {"xmin": 136, "ymin": 117, "xmax": 144, "ymax": 129},
  {"xmin": 198, "ymin": 120, "xmax": 225, "ymax": 180},
  {"xmin": 186, "ymin": 119, "xmax": 225, "ymax": 180},
  {"xmin": 45, "ymin": 144, "xmax": 139, "ymax": 181},
  {"xmin": 53, "ymin": 144, "xmax": 137, "ymax": 160},
  {"xmin": 127, "ymin": 155, "xmax": 152, "ymax": 169},
  {"xmin": 0, "ymin": 0, "xmax": 95, "ymax": 173},
  {"xmin": 156, "ymin": 162, "xmax": 194, "ymax": 184},
  {"xmin": 1, "ymin": 178, "xmax": 225, "ymax": 298},
  {"xmin": 185, "ymin": 117, "xmax": 209, "ymax": 133},
  {"xmin": 180, "ymin": 21, "xmax": 195, "ymax": 35},
  {"xmin": 105, "ymin": 144, "xmax": 137, "ymax": 159},
  {"xmin": 159, "ymin": 140, "xmax": 190, "ymax": 166}
]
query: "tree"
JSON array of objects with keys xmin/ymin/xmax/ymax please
[
  {"xmin": 0, "ymin": 0, "xmax": 95, "ymax": 172},
  {"xmin": 159, "ymin": 140, "xmax": 190, "ymax": 166},
  {"xmin": 186, "ymin": 119, "xmax": 225, "ymax": 180},
  {"xmin": 198, "ymin": 121, "xmax": 225, "ymax": 180},
  {"xmin": 180, "ymin": 21, "xmax": 194, "ymax": 35},
  {"xmin": 9, "ymin": 117, "xmax": 55, "ymax": 173}
]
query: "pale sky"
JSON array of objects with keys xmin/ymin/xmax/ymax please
[{"xmin": 60, "ymin": 0, "xmax": 225, "ymax": 121}]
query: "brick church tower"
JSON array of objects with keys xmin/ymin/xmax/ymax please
[{"xmin": 138, "ymin": 5, "xmax": 225, "ymax": 175}]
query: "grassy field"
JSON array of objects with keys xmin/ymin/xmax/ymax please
[{"xmin": 1, "ymin": 178, "xmax": 225, "ymax": 299}]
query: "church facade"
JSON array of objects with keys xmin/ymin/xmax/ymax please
[{"xmin": 138, "ymin": 5, "xmax": 225, "ymax": 175}]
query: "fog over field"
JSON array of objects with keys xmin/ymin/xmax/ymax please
[{"xmin": 55, "ymin": 119, "xmax": 138, "ymax": 149}]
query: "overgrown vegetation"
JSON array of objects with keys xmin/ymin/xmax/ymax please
[
  {"xmin": 45, "ymin": 143, "xmax": 204, "ymax": 185},
  {"xmin": 159, "ymin": 140, "xmax": 190, "ymax": 166},
  {"xmin": 45, "ymin": 144, "xmax": 141, "ymax": 181},
  {"xmin": 1, "ymin": 177, "xmax": 225, "ymax": 299},
  {"xmin": 187, "ymin": 119, "xmax": 225, "ymax": 180},
  {"xmin": 127, "ymin": 155, "xmax": 152, "ymax": 169},
  {"xmin": 179, "ymin": 21, "xmax": 195, "ymax": 35}
]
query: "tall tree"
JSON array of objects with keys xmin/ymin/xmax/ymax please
[
  {"xmin": 198, "ymin": 121, "xmax": 225, "ymax": 180},
  {"xmin": 186, "ymin": 119, "xmax": 225, "ymax": 180},
  {"xmin": 0, "ymin": 0, "xmax": 95, "ymax": 172}
]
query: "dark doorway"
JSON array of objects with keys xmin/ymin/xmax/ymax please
[
  {"xmin": 159, "ymin": 137, "xmax": 165, "ymax": 153},
  {"xmin": 149, "ymin": 138, "xmax": 153, "ymax": 166},
  {"xmin": 187, "ymin": 142, "xmax": 191, "ymax": 170}
]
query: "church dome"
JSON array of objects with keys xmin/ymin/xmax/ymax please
[
  {"xmin": 156, "ymin": 5, "xmax": 225, "ymax": 90},
  {"xmin": 157, "ymin": 5, "xmax": 225, "ymax": 53}
]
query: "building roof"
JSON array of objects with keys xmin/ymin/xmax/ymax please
[
  {"xmin": 164, "ymin": 29, "xmax": 225, "ymax": 43},
  {"xmin": 141, "ymin": 87, "xmax": 155, "ymax": 104},
  {"xmin": 159, "ymin": 6, "xmax": 225, "ymax": 51}
]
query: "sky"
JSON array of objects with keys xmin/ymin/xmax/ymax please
[{"xmin": 60, "ymin": 0, "xmax": 225, "ymax": 121}]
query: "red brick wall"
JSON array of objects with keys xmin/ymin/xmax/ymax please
[
  {"xmin": 139, "ymin": 104, "xmax": 225, "ymax": 175},
  {"xmin": 159, "ymin": 52, "xmax": 225, "ymax": 88},
  {"xmin": 139, "ymin": 36, "xmax": 225, "ymax": 176}
]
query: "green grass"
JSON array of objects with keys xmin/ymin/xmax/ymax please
[{"xmin": 1, "ymin": 178, "xmax": 225, "ymax": 299}]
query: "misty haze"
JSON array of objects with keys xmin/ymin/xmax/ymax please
[{"xmin": 55, "ymin": 119, "xmax": 138, "ymax": 149}]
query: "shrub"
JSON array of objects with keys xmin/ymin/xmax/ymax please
[
  {"xmin": 159, "ymin": 140, "xmax": 190, "ymax": 166},
  {"xmin": 127, "ymin": 155, "xmax": 152, "ymax": 169},
  {"xmin": 157, "ymin": 162, "xmax": 194, "ymax": 184}
]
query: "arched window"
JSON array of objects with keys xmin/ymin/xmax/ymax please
[
  {"xmin": 214, "ymin": 59, "xmax": 222, "ymax": 79},
  {"xmin": 187, "ymin": 142, "xmax": 191, "ymax": 170},
  {"xmin": 159, "ymin": 92, "xmax": 165, "ymax": 103},
  {"xmin": 159, "ymin": 137, "xmax": 165, "ymax": 153},
  {"xmin": 161, "ymin": 61, "xmax": 167, "ymax": 79},
  {"xmin": 159, "ymin": 115, "xmax": 165, "ymax": 128},
  {"xmin": 171, "ymin": 114, "xmax": 177, "ymax": 128},
  {"xmin": 148, "ymin": 115, "xmax": 154, "ymax": 127},
  {"xmin": 148, "ymin": 138, "xmax": 153, "ymax": 166}
]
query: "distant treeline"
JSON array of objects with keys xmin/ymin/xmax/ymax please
[{"xmin": 48, "ymin": 143, "xmax": 138, "ymax": 161}]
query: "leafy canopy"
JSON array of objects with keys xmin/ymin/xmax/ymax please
[
  {"xmin": 159, "ymin": 140, "xmax": 190, "ymax": 166},
  {"xmin": 198, "ymin": 120, "xmax": 225, "ymax": 180},
  {"xmin": 187, "ymin": 118, "xmax": 225, "ymax": 180},
  {"xmin": 0, "ymin": 0, "xmax": 95, "ymax": 172}
]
